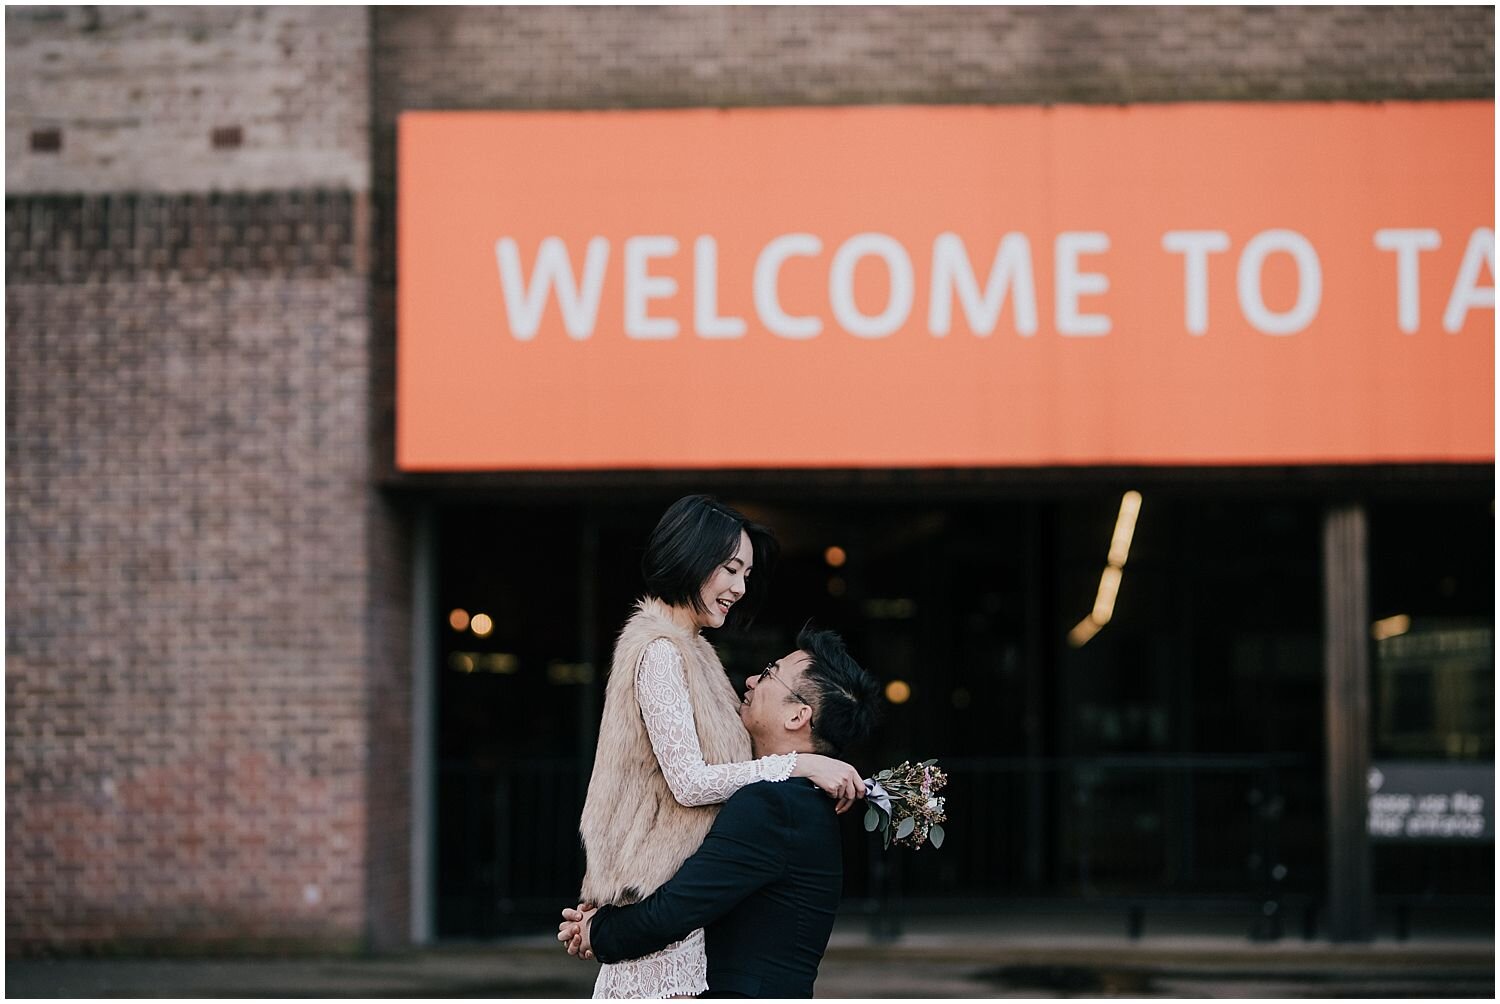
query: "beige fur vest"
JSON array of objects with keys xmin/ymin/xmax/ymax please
[{"xmin": 578, "ymin": 597, "xmax": 753, "ymax": 906}]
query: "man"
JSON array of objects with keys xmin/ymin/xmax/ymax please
[{"xmin": 560, "ymin": 627, "xmax": 882, "ymax": 998}]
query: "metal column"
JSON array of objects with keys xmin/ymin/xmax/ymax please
[
  {"xmin": 1322, "ymin": 503, "xmax": 1374, "ymax": 942},
  {"xmin": 410, "ymin": 505, "xmax": 438, "ymax": 944},
  {"xmin": 578, "ymin": 513, "xmax": 600, "ymax": 785}
]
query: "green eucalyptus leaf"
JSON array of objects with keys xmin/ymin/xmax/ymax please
[
  {"xmin": 863, "ymin": 805, "xmax": 880, "ymax": 832},
  {"xmin": 896, "ymin": 816, "xmax": 916, "ymax": 839},
  {"xmin": 928, "ymin": 824, "xmax": 945, "ymax": 849},
  {"xmin": 921, "ymin": 759, "xmax": 937, "ymax": 767}
]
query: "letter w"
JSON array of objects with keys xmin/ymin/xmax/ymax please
[
  {"xmin": 929, "ymin": 232, "xmax": 1038, "ymax": 336},
  {"xmin": 495, "ymin": 237, "xmax": 610, "ymax": 340}
]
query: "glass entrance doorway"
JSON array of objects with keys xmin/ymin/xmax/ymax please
[{"xmin": 427, "ymin": 488, "xmax": 1490, "ymax": 939}]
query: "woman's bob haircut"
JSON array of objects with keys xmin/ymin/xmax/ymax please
[{"xmin": 641, "ymin": 495, "xmax": 778, "ymax": 630}]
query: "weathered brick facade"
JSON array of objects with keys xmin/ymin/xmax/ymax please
[
  {"xmin": 5, "ymin": 6, "xmax": 394, "ymax": 954},
  {"xmin": 6, "ymin": 194, "xmax": 373, "ymax": 951},
  {"xmin": 5, "ymin": 4, "xmax": 1493, "ymax": 954},
  {"xmin": 5, "ymin": 6, "xmax": 369, "ymax": 194},
  {"xmin": 369, "ymin": 5, "xmax": 1493, "ymax": 115}
]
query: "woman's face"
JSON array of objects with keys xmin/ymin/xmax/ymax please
[{"xmin": 695, "ymin": 530, "xmax": 754, "ymax": 629}]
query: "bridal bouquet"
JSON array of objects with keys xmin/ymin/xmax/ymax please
[{"xmin": 862, "ymin": 759, "xmax": 947, "ymax": 850}]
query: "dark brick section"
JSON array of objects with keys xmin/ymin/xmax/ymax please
[
  {"xmin": 211, "ymin": 126, "xmax": 244, "ymax": 150},
  {"xmin": 361, "ymin": 496, "xmax": 413, "ymax": 951},
  {"xmin": 5, "ymin": 191, "xmax": 356, "ymax": 284},
  {"xmin": 6, "ymin": 190, "xmax": 374, "ymax": 953},
  {"xmin": 29, "ymin": 128, "xmax": 61, "ymax": 153},
  {"xmin": 370, "ymin": 6, "xmax": 1493, "ymax": 118}
]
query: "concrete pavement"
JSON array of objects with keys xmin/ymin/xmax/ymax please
[{"xmin": 8, "ymin": 915, "xmax": 1494, "ymax": 998}]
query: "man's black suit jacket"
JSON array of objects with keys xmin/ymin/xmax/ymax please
[{"xmin": 589, "ymin": 777, "xmax": 841, "ymax": 998}]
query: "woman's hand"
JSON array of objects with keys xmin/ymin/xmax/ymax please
[
  {"xmin": 791, "ymin": 753, "xmax": 865, "ymax": 814},
  {"xmin": 558, "ymin": 902, "xmax": 596, "ymax": 959}
]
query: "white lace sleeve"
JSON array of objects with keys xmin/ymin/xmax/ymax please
[{"xmin": 636, "ymin": 639, "xmax": 797, "ymax": 807}]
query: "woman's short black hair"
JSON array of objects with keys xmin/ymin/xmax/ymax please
[
  {"xmin": 797, "ymin": 626, "xmax": 883, "ymax": 755},
  {"xmin": 641, "ymin": 495, "xmax": 778, "ymax": 630}
]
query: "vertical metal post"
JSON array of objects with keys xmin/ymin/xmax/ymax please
[
  {"xmin": 578, "ymin": 513, "xmax": 601, "ymax": 799},
  {"xmin": 410, "ymin": 504, "xmax": 437, "ymax": 944},
  {"xmin": 1176, "ymin": 504, "xmax": 1196, "ymax": 887},
  {"xmin": 1323, "ymin": 503, "xmax": 1374, "ymax": 942},
  {"xmin": 1022, "ymin": 503, "xmax": 1045, "ymax": 890}
]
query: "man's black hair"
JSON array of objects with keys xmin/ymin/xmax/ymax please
[
  {"xmin": 796, "ymin": 626, "xmax": 882, "ymax": 755},
  {"xmin": 641, "ymin": 495, "xmax": 778, "ymax": 630}
]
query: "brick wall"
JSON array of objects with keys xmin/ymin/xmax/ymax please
[
  {"xmin": 4, "ymin": 5, "xmax": 405, "ymax": 954},
  {"xmin": 370, "ymin": 5, "xmax": 1492, "ymax": 119},
  {"xmin": 5, "ymin": 193, "xmax": 372, "ymax": 951},
  {"xmin": 5, "ymin": 5, "xmax": 370, "ymax": 194},
  {"xmin": 361, "ymin": 494, "xmax": 413, "ymax": 951}
]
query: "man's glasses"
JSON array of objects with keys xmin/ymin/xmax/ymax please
[{"xmin": 758, "ymin": 661, "xmax": 812, "ymax": 707}]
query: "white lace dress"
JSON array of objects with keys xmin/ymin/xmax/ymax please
[{"xmin": 593, "ymin": 638, "xmax": 798, "ymax": 999}]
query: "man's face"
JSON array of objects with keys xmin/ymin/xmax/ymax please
[{"xmin": 740, "ymin": 650, "xmax": 813, "ymax": 746}]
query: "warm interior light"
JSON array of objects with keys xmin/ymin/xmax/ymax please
[
  {"xmin": 481, "ymin": 653, "xmax": 519, "ymax": 674},
  {"xmin": 1107, "ymin": 491, "xmax": 1143, "ymax": 568},
  {"xmin": 1068, "ymin": 491, "xmax": 1144, "ymax": 646},
  {"xmin": 884, "ymin": 680, "xmax": 911, "ymax": 704},
  {"xmin": 449, "ymin": 608, "xmax": 470, "ymax": 631},
  {"xmin": 1372, "ymin": 614, "xmax": 1412, "ymax": 641},
  {"xmin": 862, "ymin": 598, "xmax": 916, "ymax": 619},
  {"xmin": 450, "ymin": 652, "xmax": 476, "ymax": 673},
  {"xmin": 546, "ymin": 660, "xmax": 594, "ymax": 684},
  {"xmin": 1068, "ymin": 616, "xmax": 1102, "ymax": 648},
  {"xmin": 1092, "ymin": 566, "xmax": 1123, "ymax": 625},
  {"xmin": 470, "ymin": 613, "xmax": 494, "ymax": 637},
  {"xmin": 824, "ymin": 546, "xmax": 847, "ymax": 568}
]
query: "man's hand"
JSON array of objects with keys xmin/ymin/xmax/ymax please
[{"xmin": 557, "ymin": 902, "xmax": 598, "ymax": 960}]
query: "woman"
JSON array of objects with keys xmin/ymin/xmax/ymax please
[{"xmin": 577, "ymin": 495, "xmax": 864, "ymax": 999}]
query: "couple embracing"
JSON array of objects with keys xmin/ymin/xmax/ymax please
[{"xmin": 560, "ymin": 495, "xmax": 883, "ymax": 998}]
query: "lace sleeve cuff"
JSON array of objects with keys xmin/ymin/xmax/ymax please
[{"xmin": 760, "ymin": 750, "xmax": 798, "ymax": 783}]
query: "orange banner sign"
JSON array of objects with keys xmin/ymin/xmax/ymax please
[{"xmin": 397, "ymin": 102, "xmax": 1494, "ymax": 470}]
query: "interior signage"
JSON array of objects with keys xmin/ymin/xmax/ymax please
[
  {"xmin": 1369, "ymin": 761, "xmax": 1493, "ymax": 842},
  {"xmin": 398, "ymin": 102, "xmax": 1493, "ymax": 470}
]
